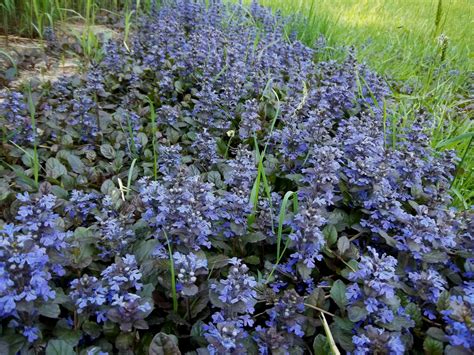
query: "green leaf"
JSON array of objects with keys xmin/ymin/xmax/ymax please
[
  {"xmin": 426, "ymin": 327, "xmax": 447, "ymax": 342},
  {"xmin": 383, "ymin": 315, "xmax": 415, "ymax": 331},
  {"xmin": 174, "ymin": 80, "xmax": 184, "ymax": 93},
  {"xmin": 405, "ymin": 302, "xmax": 423, "ymax": 327},
  {"xmin": 149, "ymin": 333, "xmax": 181, "ymax": 355},
  {"xmin": 66, "ymin": 153, "xmax": 86, "ymax": 174},
  {"xmin": 115, "ymin": 332, "xmax": 135, "ymax": 351},
  {"xmin": 337, "ymin": 236, "xmax": 350, "ymax": 255},
  {"xmin": 327, "ymin": 209, "xmax": 350, "ymax": 231},
  {"xmin": 306, "ymin": 288, "xmax": 326, "ymax": 309},
  {"xmin": 46, "ymin": 340, "xmax": 75, "ymax": 355},
  {"xmin": 320, "ymin": 313, "xmax": 341, "ymax": 355},
  {"xmin": 297, "ymin": 261, "xmax": 312, "ymax": 279},
  {"xmin": 378, "ymin": 230, "xmax": 397, "ymax": 247},
  {"xmin": 443, "ymin": 345, "xmax": 472, "ymax": 355},
  {"xmin": 191, "ymin": 292, "xmax": 210, "ymax": 318},
  {"xmin": 243, "ymin": 255, "xmax": 260, "ymax": 265},
  {"xmin": 133, "ymin": 239, "xmax": 159, "ymax": 264},
  {"xmin": 241, "ymin": 232, "xmax": 267, "ymax": 244},
  {"xmin": 53, "ymin": 321, "xmax": 82, "ymax": 347},
  {"xmin": 0, "ymin": 341, "xmax": 8, "ymax": 355},
  {"xmin": 0, "ymin": 334, "xmax": 26, "ymax": 355},
  {"xmin": 423, "ymin": 337, "xmax": 444, "ymax": 355},
  {"xmin": 330, "ymin": 280, "xmax": 347, "ymax": 310},
  {"xmin": 82, "ymin": 321, "xmax": 101, "ymax": 338},
  {"xmin": 313, "ymin": 334, "xmax": 330, "ymax": 355},
  {"xmin": 348, "ymin": 306, "xmax": 368, "ymax": 322},
  {"xmin": 46, "ymin": 158, "xmax": 67, "ymax": 179},
  {"xmin": 0, "ymin": 180, "xmax": 11, "ymax": 201},
  {"xmin": 423, "ymin": 251, "xmax": 448, "ymax": 264},
  {"xmin": 207, "ymin": 254, "xmax": 230, "ymax": 269},
  {"xmin": 331, "ymin": 321, "xmax": 355, "ymax": 352},
  {"xmin": 100, "ymin": 144, "xmax": 116, "ymax": 159},
  {"xmin": 38, "ymin": 303, "xmax": 61, "ymax": 318},
  {"xmin": 435, "ymin": 132, "xmax": 474, "ymax": 149},
  {"xmin": 323, "ymin": 225, "xmax": 338, "ymax": 246},
  {"xmin": 207, "ymin": 170, "xmax": 225, "ymax": 188}
]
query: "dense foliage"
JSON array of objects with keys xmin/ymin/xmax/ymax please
[{"xmin": 0, "ymin": 1, "xmax": 472, "ymax": 354}]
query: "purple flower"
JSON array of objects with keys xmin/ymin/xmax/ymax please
[
  {"xmin": 22, "ymin": 326, "xmax": 40, "ymax": 343},
  {"xmin": 204, "ymin": 312, "xmax": 249, "ymax": 355},
  {"xmin": 65, "ymin": 190, "xmax": 99, "ymax": 222},
  {"xmin": 0, "ymin": 91, "xmax": 34, "ymax": 144},
  {"xmin": 210, "ymin": 258, "xmax": 257, "ymax": 316},
  {"xmin": 139, "ymin": 173, "xmax": 219, "ymax": 250},
  {"xmin": 70, "ymin": 274, "xmax": 107, "ymax": 313},
  {"xmin": 266, "ymin": 289, "xmax": 306, "ymax": 337},
  {"xmin": 174, "ymin": 251, "xmax": 208, "ymax": 296},
  {"xmin": 287, "ymin": 206, "xmax": 327, "ymax": 271}
]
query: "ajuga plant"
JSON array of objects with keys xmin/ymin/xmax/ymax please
[{"xmin": 0, "ymin": 0, "xmax": 472, "ymax": 354}]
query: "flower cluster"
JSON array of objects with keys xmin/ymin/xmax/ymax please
[
  {"xmin": 287, "ymin": 206, "xmax": 327, "ymax": 271},
  {"xmin": 203, "ymin": 312, "xmax": 251, "ymax": 355},
  {"xmin": 205, "ymin": 258, "xmax": 258, "ymax": 353},
  {"xmin": 94, "ymin": 196, "xmax": 136, "ymax": 259},
  {"xmin": 70, "ymin": 255, "xmax": 152, "ymax": 331},
  {"xmin": 209, "ymin": 258, "xmax": 257, "ymax": 316},
  {"xmin": 65, "ymin": 190, "xmax": 99, "ymax": 222},
  {"xmin": 0, "ymin": 0, "xmax": 470, "ymax": 353},
  {"xmin": 347, "ymin": 247, "xmax": 414, "ymax": 354},
  {"xmin": 440, "ymin": 282, "xmax": 474, "ymax": 350},
  {"xmin": 139, "ymin": 172, "xmax": 218, "ymax": 250},
  {"xmin": 173, "ymin": 251, "xmax": 208, "ymax": 296},
  {"xmin": 0, "ymin": 224, "xmax": 55, "ymax": 342},
  {"xmin": 15, "ymin": 192, "xmax": 72, "ymax": 275},
  {"xmin": 0, "ymin": 91, "xmax": 34, "ymax": 143}
]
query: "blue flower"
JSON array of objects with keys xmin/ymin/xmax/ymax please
[
  {"xmin": 22, "ymin": 326, "xmax": 40, "ymax": 343},
  {"xmin": 352, "ymin": 326, "xmax": 405, "ymax": 355},
  {"xmin": 349, "ymin": 247, "xmax": 398, "ymax": 300},
  {"xmin": 407, "ymin": 268, "xmax": 447, "ymax": 303},
  {"xmin": 15, "ymin": 193, "xmax": 72, "ymax": 252},
  {"xmin": 441, "ymin": 283, "xmax": 474, "ymax": 349},
  {"xmin": 174, "ymin": 251, "xmax": 208, "ymax": 296},
  {"xmin": 0, "ymin": 224, "xmax": 56, "ymax": 338},
  {"xmin": 139, "ymin": 173, "xmax": 219, "ymax": 250},
  {"xmin": 287, "ymin": 206, "xmax": 326, "ymax": 271},
  {"xmin": 0, "ymin": 91, "xmax": 34, "ymax": 144},
  {"xmin": 70, "ymin": 274, "xmax": 107, "ymax": 313},
  {"xmin": 203, "ymin": 312, "xmax": 249, "ymax": 355},
  {"xmin": 266, "ymin": 289, "xmax": 305, "ymax": 337},
  {"xmin": 210, "ymin": 258, "xmax": 257, "ymax": 316},
  {"xmin": 65, "ymin": 190, "xmax": 99, "ymax": 222}
]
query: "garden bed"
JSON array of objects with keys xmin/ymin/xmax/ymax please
[{"xmin": 0, "ymin": 1, "xmax": 472, "ymax": 354}]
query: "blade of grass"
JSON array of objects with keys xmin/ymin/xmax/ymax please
[
  {"xmin": 126, "ymin": 158, "xmax": 137, "ymax": 198},
  {"xmin": 145, "ymin": 97, "xmax": 158, "ymax": 180},
  {"xmin": 266, "ymin": 191, "xmax": 298, "ymax": 283},
  {"xmin": 24, "ymin": 86, "xmax": 40, "ymax": 188},
  {"xmin": 320, "ymin": 312, "xmax": 341, "ymax": 355},
  {"xmin": 163, "ymin": 231, "xmax": 178, "ymax": 313},
  {"xmin": 276, "ymin": 190, "xmax": 296, "ymax": 260}
]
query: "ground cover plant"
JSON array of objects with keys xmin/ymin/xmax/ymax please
[
  {"xmin": 244, "ymin": 0, "xmax": 473, "ymax": 208},
  {"xmin": 0, "ymin": 0, "xmax": 473, "ymax": 354}
]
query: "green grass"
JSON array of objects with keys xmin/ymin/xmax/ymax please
[
  {"xmin": 244, "ymin": 0, "xmax": 473, "ymax": 207},
  {"xmin": 0, "ymin": 0, "xmax": 150, "ymax": 39}
]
